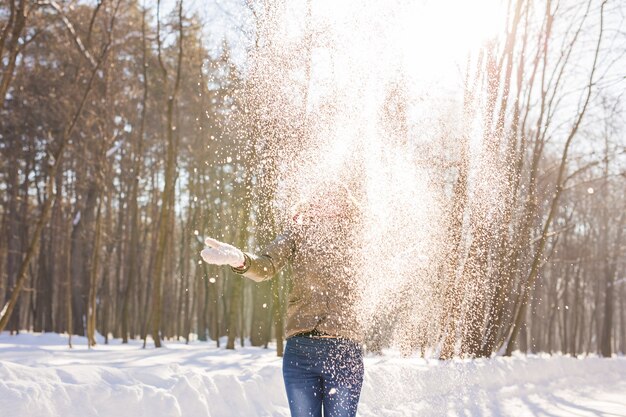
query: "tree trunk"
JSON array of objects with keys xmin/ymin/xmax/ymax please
[
  {"xmin": 87, "ymin": 199, "xmax": 103, "ymax": 347},
  {"xmin": 150, "ymin": 0, "xmax": 184, "ymax": 348},
  {"xmin": 70, "ymin": 184, "xmax": 98, "ymax": 335},
  {"xmin": 272, "ymin": 273, "xmax": 284, "ymax": 356},
  {"xmin": 226, "ymin": 207, "xmax": 248, "ymax": 350},
  {"xmin": 250, "ymin": 281, "xmax": 272, "ymax": 346},
  {"xmin": 0, "ymin": 0, "xmax": 27, "ymax": 108}
]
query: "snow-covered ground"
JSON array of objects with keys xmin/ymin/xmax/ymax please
[{"xmin": 1, "ymin": 332, "xmax": 624, "ymax": 417}]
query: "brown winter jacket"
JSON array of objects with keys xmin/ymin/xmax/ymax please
[{"xmin": 231, "ymin": 218, "xmax": 363, "ymax": 343}]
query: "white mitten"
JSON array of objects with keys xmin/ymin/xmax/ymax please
[{"xmin": 201, "ymin": 237, "xmax": 245, "ymax": 268}]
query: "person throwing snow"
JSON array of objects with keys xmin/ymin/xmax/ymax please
[{"xmin": 201, "ymin": 182, "xmax": 364, "ymax": 417}]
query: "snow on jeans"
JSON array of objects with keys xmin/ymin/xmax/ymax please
[{"xmin": 282, "ymin": 335, "xmax": 364, "ymax": 417}]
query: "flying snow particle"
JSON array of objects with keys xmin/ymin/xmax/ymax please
[{"xmin": 234, "ymin": 0, "xmax": 508, "ymax": 357}]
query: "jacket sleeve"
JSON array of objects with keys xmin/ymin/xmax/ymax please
[{"xmin": 231, "ymin": 230, "xmax": 295, "ymax": 282}]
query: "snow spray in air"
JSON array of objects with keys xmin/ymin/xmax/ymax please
[{"xmin": 238, "ymin": 0, "xmax": 508, "ymax": 358}]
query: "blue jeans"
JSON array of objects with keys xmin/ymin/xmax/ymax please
[{"xmin": 282, "ymin": 336, "xmax": 364, "ymax": 417}]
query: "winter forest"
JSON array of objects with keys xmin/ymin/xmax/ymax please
[
  {"xmin": 0, "ymin": 0, "xmax": 625, "ymax": 416},
  {"xmin": 0, "ymin": 0, "xmax": 626, "ymax": 357}
]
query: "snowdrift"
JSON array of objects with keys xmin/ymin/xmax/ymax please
[{"xmin": 1, "ymin": 332, "xmax": 624, "ymax": 417}]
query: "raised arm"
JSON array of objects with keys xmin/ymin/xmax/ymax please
[{"xmin": 200, "ymin": 231, "xmax": 295, "ymax": 283}]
